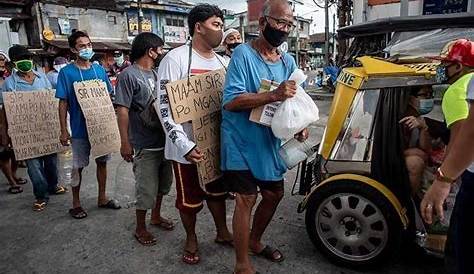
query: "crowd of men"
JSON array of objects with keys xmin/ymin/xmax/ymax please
[{"xmin": 1, "ymin": 0, "xmax": 474, "ymax": 273}]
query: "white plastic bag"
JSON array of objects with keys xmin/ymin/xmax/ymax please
[{"xmin": 271, "ymin": 69, "xmax": 319, "ymax": 140}]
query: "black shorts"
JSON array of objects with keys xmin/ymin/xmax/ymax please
[
  {"xmin": 224, "ymin": 170, "xmax": 284, "ymax": 195},
  {"xmin": 0, "ymin": 146, "xmax": 13, "ymax": 161}
]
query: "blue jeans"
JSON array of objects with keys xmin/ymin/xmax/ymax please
[
  {"xmin": 446, "ymin": 170, "xmax": 474, "ymax": 274},
  {"xmin": 26, "ymin": 154, "xmax": 58, "ymax": 201}
]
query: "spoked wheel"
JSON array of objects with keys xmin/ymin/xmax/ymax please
[{"xmin": 305, "ymin": 180, "xmax": 403, "ymax": 268}]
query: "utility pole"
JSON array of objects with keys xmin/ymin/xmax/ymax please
[
  {"xmin": 336, "ymin": 0, "xmax": 351, "ymax": 65},
  {"xmin": 138, "ymin": 0, "xmax": 143, "ymax": 33},
  {"xmin": 332, "ymin": 13, "xmax": 336, "ymax": 57},
  {"xmin": 324, "ymin": 0, "xmax": 330, "ymax": 65}
]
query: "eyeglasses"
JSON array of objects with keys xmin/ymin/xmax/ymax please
[{"xmin": 265, "ymin": 16, "xmax": 296, "ymax": 31}]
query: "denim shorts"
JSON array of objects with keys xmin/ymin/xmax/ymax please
[{"xmin": 71, "ymin": 138, "xmax": 111, "ymax": 169}]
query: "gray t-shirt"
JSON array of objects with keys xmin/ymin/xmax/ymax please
[{"xmin": 115, "ymin": 65, "xmax": 165, "ymax": 150}]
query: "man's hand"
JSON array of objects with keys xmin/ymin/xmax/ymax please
[
  {"xmin": 400, "ymin": 116, "xmax": 428, "ymax": 130},
  {"xmin": 420, "ymin": 179, "xmax": 451, "ymax": 224},
  {"xmin": 295, "ymin": 128, "xmax": 309, "ymax": 142},
  {"xmin": 185, "ymin": 147, "xmax": 204, "ymax": 164},
  {"xmin": 60, "ymin": 131, "xmax": 71, "ymax": 146},
  {"xmin": 121, "ymin": 142, "xmax": 134, "ymax": 162},
  {"xmin": 273, "ymin": 80, "xmax": 297, "ymax": 101}
]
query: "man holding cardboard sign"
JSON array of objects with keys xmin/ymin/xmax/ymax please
[
  {"xmin": 1, "ymin": 45, "xmax": 66, "ymax": 211},
  {"xmin": 56, "ymin": 31, "xmax": 120, "ymax": 220},
  {"xmin": 156, "ymin": 4, "xmax": 232, "ymax": 265},
  {"xmin": 221, "ymin": 1, "xmax": 309, "ymax": 273}
]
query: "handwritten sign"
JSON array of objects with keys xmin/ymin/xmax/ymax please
[
  {"xmin": 165, "ymin": 69, "xmax": 225, "ymax": 123},
  {"xmin": 74, "ymin": 80, "xmax": 120, "ymax": 157},
  {"xmin": 249, "ymin": 79, "xmax": 280, "ymax": 127},
  {"xmin": 2, "ymin": 90, "xmax": 63, "ymax": 160},
  {"xmin": 192, "ymin": 112, "xmax": 222, "ymax": 185}
]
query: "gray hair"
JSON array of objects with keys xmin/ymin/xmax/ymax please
[{"xmin": 261, "ymin": 0, "xmax": 290, "ymax": 17}]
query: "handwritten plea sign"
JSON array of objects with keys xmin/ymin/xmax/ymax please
[
  {"xmin": 2, "ymin": 90, "xmax": 63, "ymax": 160},
  {"xmin": 74, "ymin": 80, "xmax": 120, "ymax": 157},
  {"xmin": 192, "ymin": 112, "xmax": 222, "ymax": 185},
  {"xmin": 165, "ymin": 69, "xmax": 225, "ymax": 123}
]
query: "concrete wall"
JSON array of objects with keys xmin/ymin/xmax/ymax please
[{"xmin": 39, "ymin": 3, "xmax": 128, "ymax": 42}]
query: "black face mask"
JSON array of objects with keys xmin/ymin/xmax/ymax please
[
  {"xmin": 226, "ymin": 42, "xmax": 242, "ymax": 54},
  {"xmin": 263, "ymin": 22, "xmax": 289, "ymax": 47}
]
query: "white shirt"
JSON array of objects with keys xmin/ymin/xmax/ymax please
[
  {"xmin": 466, "ymin": 77, "xmax": 474, "ymax": 172},
  {"xmin": 156, "ymin": 44, "xmax": 227, "ymax": 163}
]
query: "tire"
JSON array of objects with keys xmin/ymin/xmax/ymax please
[{"xmin": 305, "ymin": 179, "xmax": 403, "ymax": 268}]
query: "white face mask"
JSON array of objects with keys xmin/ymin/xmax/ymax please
[{"xmin": 54, "ymin": 64, "xmax": 67, "ymax": 72}]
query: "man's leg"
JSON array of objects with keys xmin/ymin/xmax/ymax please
[
  {"xmin": 0, "ymin": 158, "xmax": 19, "ymax": 187},
  {"xmin": 96, "ymin": 160, "xmax": 108, "ymax": 205},
  {"xmin": 43, "ymin": 154, "xmax": 59, "ymax": 193},
  {"xmin": 249, "ymin": 188, "xmax": 284, "ymax": 257},
  {"xmin": 180, "ymin": 211, "xmax": 198, "ymax": 253},
  {"xmin": 207, "ymin": 198, "xmax": 233, "ymax": 242},
  {"xmin": 71, "ymin": 168, "xmax": 83, "ymax": 209},
  {"xmin": 150, "ymin": 156, "xmax": 173, "ymax": 228},
  {"xmin": 25, "ymin": 157, "xmax": 49, "ymax": 202},
  {"xmin": 405, "ymin": 154, "xmax": 425, "ymax": 196},
  {"xmin": 233, "ymin": 193, "xmax": 257, "ymax": 274}
]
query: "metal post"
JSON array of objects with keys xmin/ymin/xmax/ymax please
[
  {"xmin": 239, "ymin": 15, "xmax": 245, "ymax": 43},
  {"xmin": 332, "ymin": 13, "xmax": 336, "ymax": 57},
  {"xmin": 400, "ymin": 0, "xmax": 409, "ymax": 16},
  {"xmin": 295, "ymin": 18, "xmax": 299, "ymax": 67},
  {"xmin": 324, "ymin": 0, "xmax": 330, "ymax": 65},
  {"xmin": 138, "ymin": 0, "xmax": 143, "ymax": 33}
]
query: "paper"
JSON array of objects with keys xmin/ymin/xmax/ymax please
[
  {"xmin": 2, "ymin": 90, "xmax": 63, "ymax": 160},
  {"xmin": 165, "ymin": 69, "xmax": 225, "ymax": 124},
  {"xmin": 74, "ymin": 80, "xmax": 120, "ymax": 158},
  {"xmin": 249, "ymin": 79, "xmax": 280, "ymax": 127}
]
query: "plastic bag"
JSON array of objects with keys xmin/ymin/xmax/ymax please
[{"xmin": 271, "ymin": 69, "xmax": 319, "ymax": 140}]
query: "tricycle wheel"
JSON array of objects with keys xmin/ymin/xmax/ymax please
[{"xmin": 305, "ymin": 179, "xmax": 403, "ymax": 268}]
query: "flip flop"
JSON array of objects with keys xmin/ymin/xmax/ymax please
[
  {"xmin": 182, "ymin": 250, "xmax": 200, "ymax": 265},
  {"xmin": 53, "ymin": 186, "xmax": 67, "ymax": 195},
  {"xmin": 250, "ymin": 245, "xmax": 284, "ymax": 263},
  {"xmin": 8, "ymin": 186, "xmax": 23, "ymax": 194},
  {"xmin": 214, "ymin": 238, "xmax": 234, "ymax": 247},
  {"xmin": 98, "ymin": 199, "xmax": 121, "ymax": 209},
  {"xmin": 69, "ymin": 207, "xmax": 88, "ymax": 219},
  {"xmin": 150, "ymin": 219, "xmax": 175, "ymax": 231},
  {"xmin": 33, "ymin": 201, "xmax": 47, "ymax": 212},
  {"xmin": 15, "ymin": 178, "xmax": 28, "ymax": 185},
  {"xmin": 134, "ymin": 232, "xmax": 157, "ymax": 246}
]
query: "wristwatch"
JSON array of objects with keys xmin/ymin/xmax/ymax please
[{"xmin": 435, "ymin": 168, "xmax": 456, "ymax": 184}]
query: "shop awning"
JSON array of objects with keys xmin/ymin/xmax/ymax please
[{"xmin": 44, "ymin": 40, "xmax": 131, "ymax": 51}]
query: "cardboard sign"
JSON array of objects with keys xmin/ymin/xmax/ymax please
[
  {"xmin": 74, "ymin": 80, "xmax": 120, "ymax": 157},
  {"xmin": 249, "ymin": 79, "xmax": 280, "ymax": 127},
  {"xmin": 165, "ymin": 68, "xmax": 225, "ymax": 124},
  {"xmin": 2, "ymin": 90, "xmax": 63, "ymax": 160},
  {"xmin": 192, "ymin": 112, "xmax": 222, "ymax": 185}
]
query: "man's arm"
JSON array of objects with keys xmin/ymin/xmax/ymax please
[
  {"xmin": 58, "ymin": 99, "xmax": 70, "ymax": 146},
  {"xmin": 116, "ymin": 106, "xmax": 133, "ymax": 162},
  {"xmin": 0, "ymin": 107, "xmax": 9, "ymax": 146}
]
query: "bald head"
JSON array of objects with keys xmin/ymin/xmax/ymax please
[{"xmin": 262, "ymin": 0, "xmax": 292, "ymax": 17}]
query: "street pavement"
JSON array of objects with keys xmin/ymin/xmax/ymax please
[{"xmin": 0, "ymin": 99, "xmax": 445, "ymax": 274}]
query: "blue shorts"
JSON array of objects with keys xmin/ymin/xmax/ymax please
[{"xmin": 71, "ymin": 138, "xmax": 111, "ymax": 169}]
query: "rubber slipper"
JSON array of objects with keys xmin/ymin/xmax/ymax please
[
  {"xmin": 98, "ymin": 199, "xmax": 121, "ymax": 209},
  {"xmin": 214, "ymin": 238, "xmax": 234, "ymax": 247},
  {"xmin": 134, "ymin": 232, "xmax": 156, "ymax": 246},
  {"xmin": 8, "ymin": 186, "xmax": 23, "ymax": 194},
  {"xmin": 69, "ymin": 207, "xmax": 88, "ymax": 219},
  {"xmin": 150, "ymin": 219, "xmax": 175, "ymax": 231},
  {"xmin": 15, "ymin": 178, "xmax": 28, "ymax": 185},
  {"xmin": 33, "ymin": 201, "xmax": 46, "ymax": 212},
  {"xmin": 53, "ymin": 186, "xmax": 67, "ymax": 195},
  {"xmin": 182, "ymin": 250, "xmax": 200, "ymax": 265},
  {"xmin": 250, "ymin": 245, "xmax": 284, "ymax": 262}
]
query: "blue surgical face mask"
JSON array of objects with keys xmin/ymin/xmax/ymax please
[
  {"xmin": 419, "ymin": 98, "xmax": 434, "ymax": 115},
  {"xmin": 78, "ymin": 48, "xmax": 95, "ymax": 61}
]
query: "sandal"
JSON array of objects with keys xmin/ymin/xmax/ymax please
[
  {"xmin": 134, "ymin": 232, "xmax": 157, "ymax": 246},
  {"xmin": 150, "ymin": 218, "xmax": 175, "ymax": 231},
  {"xmin": 15, "ymin": 178, "xmax": 28, "ymax": 185},
  {"xmin": 251, "ymin": 245, "xmax": 284, "ymax": 263},
  {"xmin": 98, "ymin": 199, "xmax": 121, "ymax": 209},
  {"xmin": 8, "ymin": 186, "xmax": 23, "ymax": 194},
  {"xmin": 33, "ymin": 201, "xmax": 47, "ymax": 212},
  {"xmin": 182, "ymin": 250, "xmax": 200, "ymax": 265},
  {"xmin": 214, "ymin": 238, "xmax": 234, "ymax": 247},
  {"xmin": 53, "ymin": 186, "xmax": 67, "ymax": 195},
  {"xmin": 69, "ymin": 207, "xmax": 88, "ymax": 219}
]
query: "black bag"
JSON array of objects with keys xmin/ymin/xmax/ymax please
[{"xmin": 138, "ymin": 96, "xmax": 161, "ymax": 130}]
